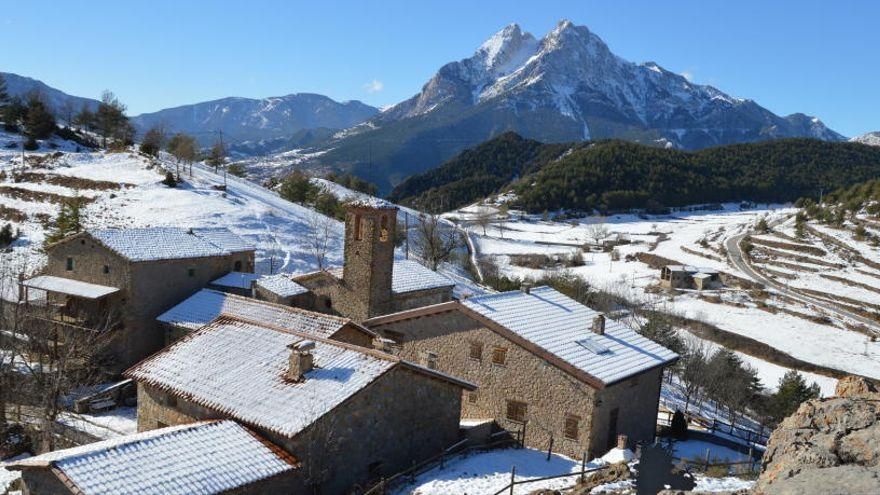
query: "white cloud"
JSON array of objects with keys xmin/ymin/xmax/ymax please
[{"xmin": 363, "ymin": 79, "xmax": 384, "ymax": 93}]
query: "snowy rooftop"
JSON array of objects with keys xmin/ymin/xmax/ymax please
[
  {"xmin": 391, "ymin": 260, "xmax": 456, "ymax": 294},
  {"xmin": 191, "ymin": 227, "xmax": 255, "ymax": 253},
  {"xmin": 257, "ymin": 274, "xmax": 310, "ymax": 297},
  {"xmin": 666, "ymin": 265, "xmax": 718, "ymax": 274},
  {"xmin": 325, "ymin": 260, "xmax": 454, "ymax": 295},
  {"xmin": 126, "ymin": 317, "xmax": 397, "ymax": 438},
  {"xmin": 461, "ymin": 286, "xmax": 679, "ymax": 385},
  {"xmin": 156, "ymin": 288, "xmax": 352, "ymax": 338},
  {"xmin": 211, "ymin": 271, "xmax": 261, "ymax": 290},
  {"xmin": 87, "ymin": 227, "xmax": 251, "ymax": 262},
  {"xmin": 8, "ymin": 420, "xmax": 297, "ymax": 495},
  {"xmin": 346, "ymin": 197, "xmax": 397, "ymax": 209},
  {"xmin": 21, "ymin": 275, "xmax": 119, "ymax": 299}
]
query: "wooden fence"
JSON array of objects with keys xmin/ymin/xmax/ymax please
[{"xmin": 658, "ymin": 410, "xmax": 771, "ymax": 446}]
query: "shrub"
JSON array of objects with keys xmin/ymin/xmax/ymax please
[
  {"xmin": 670, "ymin": 410, "xmax": 688, "ymax": 440},
  {"xmin": 162, "ymin": 171, "xmax": 177, "ymax": 187},
  {"xmin": 23, "ymin": 137, "xmax": 38, "ymax": 151}
]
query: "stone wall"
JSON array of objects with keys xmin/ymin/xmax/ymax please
[
  {"xmin": 391, "ymin": 287, "xmax": 453, "ymax": 313},
  {"xmin": 18, "ymin": 469, "xmax": 73, "ymax": 495},
  {"xmin": 591, "ymin": 366, "xmax": 663, "ymax": 454},
  {"xmin": 371, "ymin": 310, "xmax": 600, "ymax": 458}
]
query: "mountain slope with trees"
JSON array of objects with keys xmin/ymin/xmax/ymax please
[{"xmin": 390, "ymin": 134, "xmax": 880, "ymax": 213}]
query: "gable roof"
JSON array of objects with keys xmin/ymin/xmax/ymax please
[
  {"xmin": 8, "ymin": 420, "xmax": 297, "ymax": 495},
  {"xmin": 390, "ymin": 260, "xmax": 455, "ymax": 294},
  {"xmin": 321, "ymin": 259, "xmax": 453, "ymax": 295},
  {"xmin": 210, "ymin": 271, "xmax": 261, "ymax": 290},
  {"xmin": 85, "ymin": 227, "xmax": 252, "ymax": 262},
  {"xmin": 126, "ymin": 316, "xmax": 472, "ymax": 438},
  {"xmin": 459, "ymin": 286, "xmax": 678, "ymax": 386},
  {"xmin": 156, "ymin": 288, "xmax": 366, "ymax": 339},
  {"xmin": 256, "ymin": 274, "xmax": 310, "ymax": 297}
]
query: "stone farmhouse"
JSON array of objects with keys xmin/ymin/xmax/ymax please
[
  {"xmin": 365, "ymin": 285, "xmax": 679, "ymax": 459},
  {"xmin": 659, "ymin": 264, "xmax": 721, "ymax": 290},
  {"xmin": 123, "ymin": 315, "xmax": 475, "ymax": 494},
  {"xmin": 8, "ymin": 420, "xmax": 300, "ymax": 494},
  {"xmin": 20, "ymin": 227, "xmax": 254, "ymax": 369}
]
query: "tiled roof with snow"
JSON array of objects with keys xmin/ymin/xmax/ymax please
[
  {"xmin": 257, "ymin": 274, "xmax": 310, "ymax": 297},
  {"xmin": 461, "ymin": 286, "xmax": 678, "ymax": 385},
  {"xmin": 321, "ymin": 260, "xmax": 454, "ymax": 295},
  {"xmin": 88, "ymin": 227, "xmax": 249, "ymax": 262},
  {"xmin": 126, "ymin": 318, "xmax": 396, "ymax": 438},
  {"xmin": 391, "ymin": 260, "xmax": 455, "ymax": 294},
  {"xmin": 21, "ymin": 275, "xmax": 119, "ymax": 299},
  {"xmin": 210, "ymin": 271, "xmax": 261, "ymax": 290},
  {"xmin": 8, "ymin": 420, "xmax": 296, "ymax": 494},
  {"xmin": 346, "ymin": 197, "xmax": 397, "ymax": 209},
  {"xmin": 191, "ymin": 227, "xmax": 255, "ymax": 253},
  {"xmin": 156, "ymin": 288, "xmax": 350, "ymax": 338}
]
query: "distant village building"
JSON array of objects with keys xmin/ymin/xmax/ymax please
[
  {"xmin": 659, "ymin": 265, "xmax": 721, "ymax": 290},
  {"xmin": 20, "ymin": 227, "xmax": 254, "ymax": 369},
  {"xmin": 124, "ymin": 315, "xmax": 475, "ymax": 494},
  {"xmin": 8, "ymin": 420, "xmax": 299, "ymax": 494},
  {"xmin": 365, "ymin": 285, "xmax": 679, "ymax": 458}
]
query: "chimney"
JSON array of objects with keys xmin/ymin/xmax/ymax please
[
  {"xmin": 286, "ymin": 340, "xmax": 316, "ymax": 382},
  {"xmin": 520, "ymin": 282, "xmax": 532, "ymax": 295},
  {"xmin": 592, "ymin": 314, "xmax": 606, "ymax": 336},
  {"xmin": 373, "ymin": 336, "xmax": 395, "ymax": 353},
  {"xmin": 616, "ymin": 434, "xmax": 628, "ymax": 450}
]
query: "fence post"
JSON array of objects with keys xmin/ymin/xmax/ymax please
[
  {"xmin": 520, "ymin": 423, "xmax": 527, "ymax": 449},
  {"xmin": 580, "ymin": 452, "xmax": 587, "ymax": 482},
  {"xmin": 509, "ymin": 466, "xmax": 516, "ymax": 495},
  {"xmin": 704, "ymin": 448, "xmax": 711, "ymax": 471},
  {"xmin": 547, "ymin": 437, "xmax": 554, "ymax": 461}
]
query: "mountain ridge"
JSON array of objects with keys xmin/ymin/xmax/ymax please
[{"xmin": 309, "ymin": 20, "xmax": 845, "ymax": 192}]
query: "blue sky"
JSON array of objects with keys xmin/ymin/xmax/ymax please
[{"xmin": 1, "ymin": 0, "xmax": 877, "ymax": 136}]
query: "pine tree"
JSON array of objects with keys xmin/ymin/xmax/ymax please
[
  {"xmin": 771, "ymin": 370, "xmax": 820, "ymax": 422},
  {"xmin": 45, "ymin": 197, "xmax": 87, "ymax": 245},
  {"xmin": 2, "ymin": 96, "xmax": 25, "ymax": 131},
  {"xmin": 95, "ymin": 90, "xmax": 133, "ymax": 148},
  {"xmin": 139, "ymin": 125, "xmax": 166, "ymax": 157},
  {"xmin": 24, "ymin": 93, "xmax": 57, "ymax": 140}
]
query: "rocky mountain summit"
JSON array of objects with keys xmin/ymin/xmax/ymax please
[{"xmin": 851, "ymin": 131, "xmax": 880, "ymax": 147}]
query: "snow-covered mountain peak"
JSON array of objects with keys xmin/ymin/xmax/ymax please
[
  {"xmin": 474, "ymin": 23, "xmax": 538, "ymax": 75},
  {"xmin": 851, "ymin": 131, "xmax": 880, "ymax": 146}
]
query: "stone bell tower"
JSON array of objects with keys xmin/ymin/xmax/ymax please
[{"xmin": 342, "ymin": 200, "xmax": 397, "ymax": 318}]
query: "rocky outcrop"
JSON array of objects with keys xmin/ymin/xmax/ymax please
[{"xmin": 754, "ymin": 376, "xmax": 880, "ymax": 494}]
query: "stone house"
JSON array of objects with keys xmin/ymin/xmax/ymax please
[
  {"xmin": 124, "ymin": 315, "xmax": 475, "ymax": 494},
  {"xmin": 20, "ymin": 227, "xmax": 254, "ymax": 370},
  {"xmin": 659, "ymin": 265, "xmax": 721, "ymax": 290},
  {"xmin": 365, "ymin": 285, "xmax": 679, "ymax": 459},
  {"xmin": 157, "ymin": 287, "xmax": 376, "ymax": 348},
  {"xmin": 7, "ymin": 420, "xmax": 300, "ymax": 494}
]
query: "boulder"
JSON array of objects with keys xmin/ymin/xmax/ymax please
[{"xmin": 754, "ymin": 375, "xmax": 880, "ymax": 494}]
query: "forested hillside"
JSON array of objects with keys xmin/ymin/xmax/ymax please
[
  {"xmin": 387, "ymin": 132, "xmax": 571, "ymax": 211},
  {"xmin": 391, "ymin": 134, "xmax": 880, "ymax": 213}
]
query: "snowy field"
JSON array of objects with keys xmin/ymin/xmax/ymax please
[{"xmin": 450, "ymin": 201, "xmax": 880, "ymax": 385}]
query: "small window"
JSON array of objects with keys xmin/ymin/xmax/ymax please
[
  {"xmin": 379, "ymin": 215, "xmax": 389, "ymax": 242},
  {"xmin": 66, "ymin": 257, "xmax": 74, "ymax": 271},
  {"xmin": 467, "ymin": 391, "xmax": 478, "ymax": 404},
  {"xmin": 187, "ymin": 268, "xmax": 196, "ymax": 277},
  {"xmin": 492, "ymin": 346, "xmax": 507, "ymax": 365},
  {"xmin": 324, "ymin": 297, "xmax": 332, "ymax": 309},
  {"xmin": 355, "ymin": 215, "xmax": 364, "ymax": 240},
  {"xmin": 506, "ymin": 400, "xmax": 527, "ymax": 423},
  {"xmin": 564, "ymin": 415, "xmax": 580, "ymax": 440},
  {"xmin": 102, "ymin": 265, "xmax": 110, "ymax": 274},
  {"xmin": 420, "ymin": 351, "xmax": 438, "ymax": 370},
  {"xmin": 157, "ymin": 421, "xmax": 168, "ymax": 429},
  {"xmin": 233, "ymin": 260, "xmax": 242, "ymax": 271},
  {"xmin": 469, "ymin": 342, "xmax": 483, "ymax": 361}
]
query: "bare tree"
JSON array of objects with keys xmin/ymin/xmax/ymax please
[
  {"xmin": 473, "ymin": 206, "xmax": 493, "ymax": 236},
  {"xmin": 59, "ymin": 100, "xmax": 77, "ymax": 129},
  {"xmin": 414, "ymin": 213, "xmax": 459, "ymax": 271},
  {"xmin": 587, "ymin": 216, "xmax": 609, "ymax": 247},
  {"xmin": 166, "ymin": 133, "xmax": 197, "ymax": 180},
  {"xmin": 307, "ymin": 211, "xmax": 335, "ymax": 270},
  {"xmin": 0, "ymin": 263, "xmax": 118, "ymax": 451},
  {"xmin": 679, "ymin": 336, "xmax": 711, "ymax": 414}
]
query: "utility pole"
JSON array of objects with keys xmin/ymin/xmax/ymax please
[
  {"xmin": 218, "ymin": 129, "xmax": 227, "ymax": 189},
  {"xmin": 404, "ymin": 211, "xmax": 409, "ymax": 259}
]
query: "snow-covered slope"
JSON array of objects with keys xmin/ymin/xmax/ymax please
[
  {"xmin": 131, "ymin": 94, "xmax": 378, "ymax": 147},
  {"xmin": 2, "ymin": 71, "xmax": 100, "ymax": 113},
  {"xmin": 851, "ymin": 131, "xmax": 880, "ymax": 147},
  {"xmin": 0, "ymin": 130, "xmax": 345, "ymax": 288}
]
